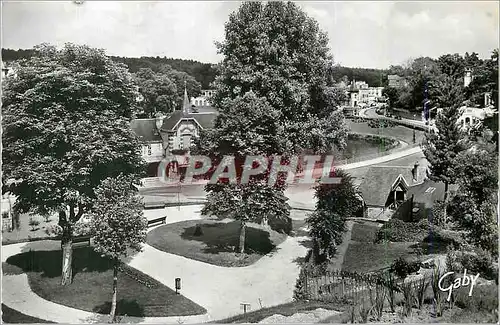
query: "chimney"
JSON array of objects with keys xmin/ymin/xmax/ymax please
[
  {"xmin": 412, "ymin": 161, "xmax": 420, "ymax": 182},
  {"xmin": 155, "ymin": 112, "xmax": 165, "ymax": 133}
]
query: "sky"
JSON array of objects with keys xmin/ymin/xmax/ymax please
[{"xmin": 2, "ymin": 1, "xmax": 499, "ymax": 69}]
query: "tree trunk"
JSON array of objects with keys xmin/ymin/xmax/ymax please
[
  {"xmin": 443, "ymin": 181, "xmax": 449, "ymax": 222},
  {"xmin": 239, "ymin": 221, "xmax": 246, "ymax": 254},
  {"xmin": 60, "ymin": 210, "xmax": 73, "ymax": 286},
  {"xmin": 311, "ymin": 239, "xmax": 320, "ymax": 265},
  {"xmin": 260, "ymin": 216, "xmax": 269, "ymax": 228},
  {"xmin": 61, "ymin": 240, "xmax": 73, "ymax": 286},
  {"xmin": 110, "ymin": 258, "xmax": 119, "ymax": 323},
  {"xmin": 59, "ymin": 205, "xmax": 84, "ymax": 286}
]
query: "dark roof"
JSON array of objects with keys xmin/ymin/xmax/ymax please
[
  {"xmin": 192, "ymin": 105, "xmax": 218, "ymax": 114},
  {"xmin": 130, "ymin": 119, "xmax": 162, "ymax": 142},
  {"xmin": 407, "ymin": 179, "xmax": 458, "ymax": 208},
  {"xmin": 160, "ymin": 110, "xmax": 218, "ymax": 132},
  {"xmin": 358, "ymin": 166, "xmax": 426, "ymax": 207}
]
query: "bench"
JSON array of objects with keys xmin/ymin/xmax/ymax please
[
  {"xmin": 147, "ymin": 216, "xmax": 167, "ymax": 227},
  {"xmin": 61, "ymin": 235, "xmax": 91, "ymax": 249}
]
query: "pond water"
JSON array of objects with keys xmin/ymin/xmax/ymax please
[{"xmin": 331, "ymin": 134, "xmax": 397, "ymax": 161}]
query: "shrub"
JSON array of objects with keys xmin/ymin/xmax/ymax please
[
  {"xmin": 28, "ymin": 217, "xmax": 40, "ymax": 231},
  {"xmin": 390, "ymin": 257, "xmax": 420, "ymax": 279},
  {"xmin": 193, "ymin": 225, "xmax": 203, "ymax": 236},
  {"xmin": 453, "ymin": 284, "xmax": 498, "ymax": 315},
  {"xmin": 358, "ymin": 298, "xmax": 372, "ymax": 323},
  {"xmin": 430, "ymin": 265, "xmax": 447, "ymax": 317},
  {"xmin": 2, "ymin": 211, "xmax": 9, "ymax": 219},
  {"xmin": 430, "ymin": 201, "xmax": 446, "ymax": 226},
  {"xmin": 293, "ymin": 268, "xmax": 309, "ymax": 301},
  {"xmin": 376, "ymin": 218, "xmax": 429, "ymax": 243},
  {"xmin": 423, "ymin": 228, "xmax": 464, "ymax": 249},
  {"xmin": 371, "ymin": 284, "xmax": 385, "ymax": 320},
  {"xmin": 446, "ymin": 248, "xmax": 498, "ymax": 280},
  {"xmin": 414, "ymin": 277, "xmax": 429, "ymax": 309},
  {"xmin": 400, "ymin": 282, "xmax": 414, "ymax": 317},
  {"xmin": 383, "ymin": 272, "xmax": 399, "ymax": 312}
]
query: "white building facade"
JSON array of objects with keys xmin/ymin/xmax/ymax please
[{"xmin": 191, "ymin": 89, "xmax": 215, "ymax": 107}]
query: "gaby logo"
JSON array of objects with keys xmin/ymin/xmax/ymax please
[{"xmin": 438, "ymin": 269, "xmax": 480, "ymax": 302}]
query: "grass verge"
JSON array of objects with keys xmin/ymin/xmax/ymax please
[
  {"xmin": 342, "ymin": 241, "xmax": 415, "ymax": 273},
  {"xmin": 213, "ymin": 300, "xmax": 349, "ymax": 323},
  {"xmin": 2, "ymin": 304, "xmax": 55, "ymax": 324},
  {"xmin": 147, "ymin": 220, "xmax": 287, "ymax": 267},
  {"xmin": 4, "ymin": 246, "xmax": 206, "ymax": 317}
]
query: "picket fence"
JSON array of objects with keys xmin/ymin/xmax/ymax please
[{"xmin": 300, "ymin": 268, "xmax": 431, "ymax": 303}]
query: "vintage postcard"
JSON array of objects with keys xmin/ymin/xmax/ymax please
[{"xmin": 1, "ymin": 1, "xmax": 498, "ymax": 324}]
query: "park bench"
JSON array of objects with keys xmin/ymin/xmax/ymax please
[
  {"xmin": 61, "ymin": 235, "xmax": 91, "ymax": 249},
  {"xmin": 147, "ymin": 215, "xmax": 167, "ymax": 227}
]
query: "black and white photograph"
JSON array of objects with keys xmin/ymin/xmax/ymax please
[{"xmin": 1, "ymin": 1, "xmax": 499, "ymax": 324}]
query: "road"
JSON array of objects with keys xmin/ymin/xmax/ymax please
[{"xmin": 360, "ymin": 107, "xmax": 437, "ymax": 132}]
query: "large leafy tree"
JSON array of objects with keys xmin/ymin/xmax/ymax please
[
  {"xmin": 306, "ymin": 169, "xmax": 360, "ymax": 264},
  {"xmin": 421, "ymin": 78, "xmax": 465, "ymax": 218},
  {"xmin": 466, "ymin": 49, "xmax": 498, "ymax": 110},
  {"xmin": 406, "ymin": 57, "xmax": 440, "ymax": 110},
  {"xmin": 158, "ymin": 64, "xmax": 202, "ymax": 108},
  {"xmin": 448, "ymin": 135, "xmax": 498, "ymax": 255},
  {"xmin": 89, "ymin": 175, "xmax": 147, "ymax": 322},
  {"xmin": 133, "ymin": 68, "xmax": 177, "ymax": 117},
  {"xmin": 2, "ymin": 43, "xmax": 145, "ymax": 285},
  {"xmin": 193, "ymin": 93, "xmax": 291, "ymax": 252},
  {"xmin": 195, "ymin": 2, "xmax": 348, "ymax": 254}
]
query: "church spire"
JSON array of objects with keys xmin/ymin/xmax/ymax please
[{"xmin": 182, "ymin": 81, "xmax": 190, "ymax": 115}]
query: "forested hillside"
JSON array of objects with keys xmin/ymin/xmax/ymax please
[{"xmin": 2, "ymin": 48, "xmax": 389, "ymax": 89}]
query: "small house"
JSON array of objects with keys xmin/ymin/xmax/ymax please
[{"xmin": 357, "ymin": 165, "xmax": 426, "ymax": 220}]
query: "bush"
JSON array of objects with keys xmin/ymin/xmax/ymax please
[
  {"xmin": 268, "ymin": 215, "xmax": 292, "ymax": 235},
  {"xmin": 453, "ymin": 284, "xmax": 498, "ymax": 315},
  {"xmin": 28, "ymin": 217, "xmax": 40, "ymax": 231},
  {"xmin": 293, "ymin": 268, "xmax": 309, "ymax": 301},
  {"xmin": 430, "ymin": 201, "xmax": 446, "ymax": 226},
  {"xmin": 422, "ymin": 228, "xmax": 464, "ymax": 250},
  {"xmin": 446, "ymin": 248, "xmax": 498, "ymax": 281},
  {"xmin": 390, "ymin": 257, "xmax": 420, "ymax": 279},
  {"xmin": 376, "ymin": 218, "xmax": 429, "ymax": 243}
]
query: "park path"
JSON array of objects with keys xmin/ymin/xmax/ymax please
[{"xmin": 2, "ymin": 205, "xmax": 309, "ymax": 323}]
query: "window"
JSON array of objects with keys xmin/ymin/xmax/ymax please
[
  {"xmin": 425, "ymin": 187, "xmax": 436, "ymax": 194},
  {"xmin": 147, "ymin": 144, "xmax": 152, "ymax": 156}
]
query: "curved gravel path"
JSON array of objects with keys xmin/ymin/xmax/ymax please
[{"xmin": 2, "ymin": 205, "xmax": 308, "ymax": 323}]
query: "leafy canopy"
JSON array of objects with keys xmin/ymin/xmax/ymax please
[
  {"xmin": 90, "ymin": 175, "xmax": 147, "ymax": 259},
  {"xmin": 2, "ymin": 43, "xmax": 145, "ymax": 217}
]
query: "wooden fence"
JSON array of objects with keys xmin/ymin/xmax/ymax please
[{"xmin": 299, "ymin": 268, "xmax": 432, "ymax": 303}]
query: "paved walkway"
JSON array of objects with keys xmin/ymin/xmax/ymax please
[{"xmin": 2, "ymin": 205, "xmax": 309, "ymax": 324}]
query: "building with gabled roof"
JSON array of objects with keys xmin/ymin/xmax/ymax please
[
  {"xmin": 356, "ymin": 164, "xmax": 427, "ymax": 220},
  {"xmin": 130, "ymin": 85, "xmax": 218, "ymax": 179}
]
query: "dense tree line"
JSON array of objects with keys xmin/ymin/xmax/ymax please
[
  {"xmin": 330, "ymin": 65, "xmax": 388, "ymax": 87},
  {"xmin": 2, "ymin": 48, "xmax": 216, "ymax": 89},
  {"xmin": 383, "ymin": 50, "xmax": 498, "ymax": 112}
]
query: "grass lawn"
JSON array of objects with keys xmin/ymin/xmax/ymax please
[
  {"xmin": 213, "ymin": 300, "xmax": 349, "ymax": 323},
  {"xmin": 349, "ymin": 221, "xmax": 381, "ymax": 243},
  {"xmin": 147, "ymin": 220, "xmax": 287, "ymax": 267},
  {"xmin": 2, "ymin": 304, "xmax": 54, "ymax": 324},
  {"xmin": 342, "ymin": 241, "xmax": 416, "ymax": 273},
  {"xmin": 4, "ymin": 245, "xmax": 206, "ymax": 317}
]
